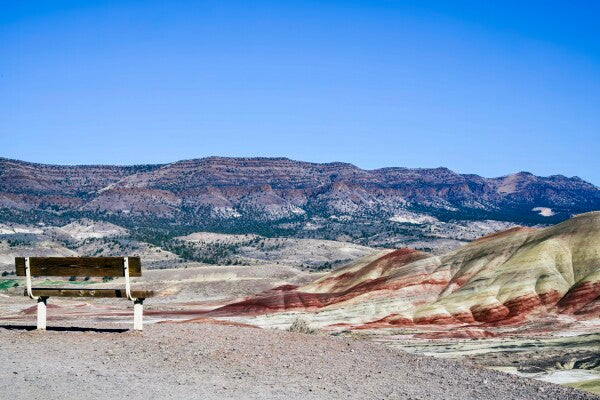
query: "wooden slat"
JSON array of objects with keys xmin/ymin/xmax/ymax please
[
  {"xmin": 24, "ymin": 288, "xmax": 153, "ymax": 298},
  {"xmin": 15, "ymin": 257, "xmax": 142, "ymax": 277}
]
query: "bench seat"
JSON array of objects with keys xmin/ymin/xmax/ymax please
[
  {"xmin": 25, "ymin": 288, "xmax": 154, "ymax": 299},
  {"xmin": 16, "ymin": 256, "xmax": 153, "ymax": 330}
]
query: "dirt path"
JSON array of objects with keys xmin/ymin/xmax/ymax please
[{"xmin": 0, "ymin": 322, "xmax": 596, "ymax": 400}]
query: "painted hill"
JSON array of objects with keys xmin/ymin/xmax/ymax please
[{"xmin": 212, "ymin": 212, "xmax": 600, "ymax": 335}]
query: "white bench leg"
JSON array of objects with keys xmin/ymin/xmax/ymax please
[
  {"xmin": 133, "ymin": 299, "xmax": 144, "ymax": 331},
  {"xmin": 37, "ymin": 297, "xmax": 48, "ymax": 330}
]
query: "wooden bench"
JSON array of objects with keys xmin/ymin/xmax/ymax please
[{"xmin": 15, "ymin": 257, "xmax": 154, "ymax": 331}]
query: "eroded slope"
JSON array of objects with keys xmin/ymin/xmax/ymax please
[{"xmin": 213, "ymin": 212, "xmax": 600, "ymax": 333}]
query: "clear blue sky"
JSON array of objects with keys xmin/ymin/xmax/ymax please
[{"xmin": 1, "ymin": 1, "xmax": 599, "ymax": 184}]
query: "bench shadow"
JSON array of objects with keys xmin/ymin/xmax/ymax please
[{"xmin": 0, "ymin": 324, "xmax": 129, "ymax": 333}]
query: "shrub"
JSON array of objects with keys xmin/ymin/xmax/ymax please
[{"xmin": 287, "ymin": 316, "xmax": 316, "ymax": 334}]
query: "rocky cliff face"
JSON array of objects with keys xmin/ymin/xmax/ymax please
[{"xmin": 1, "ymin": 157, "xmax": 598, "ymax": 239}]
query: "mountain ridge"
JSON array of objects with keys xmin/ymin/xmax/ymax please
[
  {"xmin": 1, "ymin": 157, "xmax": 598, "ymax": 247},
  {"xmin": 0, "ymin": 156, "xmax": 592, "ymax": 181}
]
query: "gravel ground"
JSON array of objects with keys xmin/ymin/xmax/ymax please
[{"xmin": 0, "ymin": 322, "xmax": 597, "ymax": 400}]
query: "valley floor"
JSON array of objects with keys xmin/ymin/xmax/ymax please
[{"xmin": 1, "ymin": 321, "xmax": 597, "ymax": 400}]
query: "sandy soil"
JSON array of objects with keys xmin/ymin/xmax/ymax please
[{"xmin": 1, "ymin": 322, "xmax": 597, "ymax": 400}]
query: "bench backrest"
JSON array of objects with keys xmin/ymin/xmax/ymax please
[{"xmin": 15, "ymin": 257, "xmax": 142, "ymax": 277}]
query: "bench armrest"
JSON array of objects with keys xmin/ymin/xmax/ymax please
[
  {"xmin": 124, "ymin": 257, "xmax": 137, "ymax": 301},
  {"xmin": 24, "ymin": 257, "xmax": 38, "ymax": 300}
]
